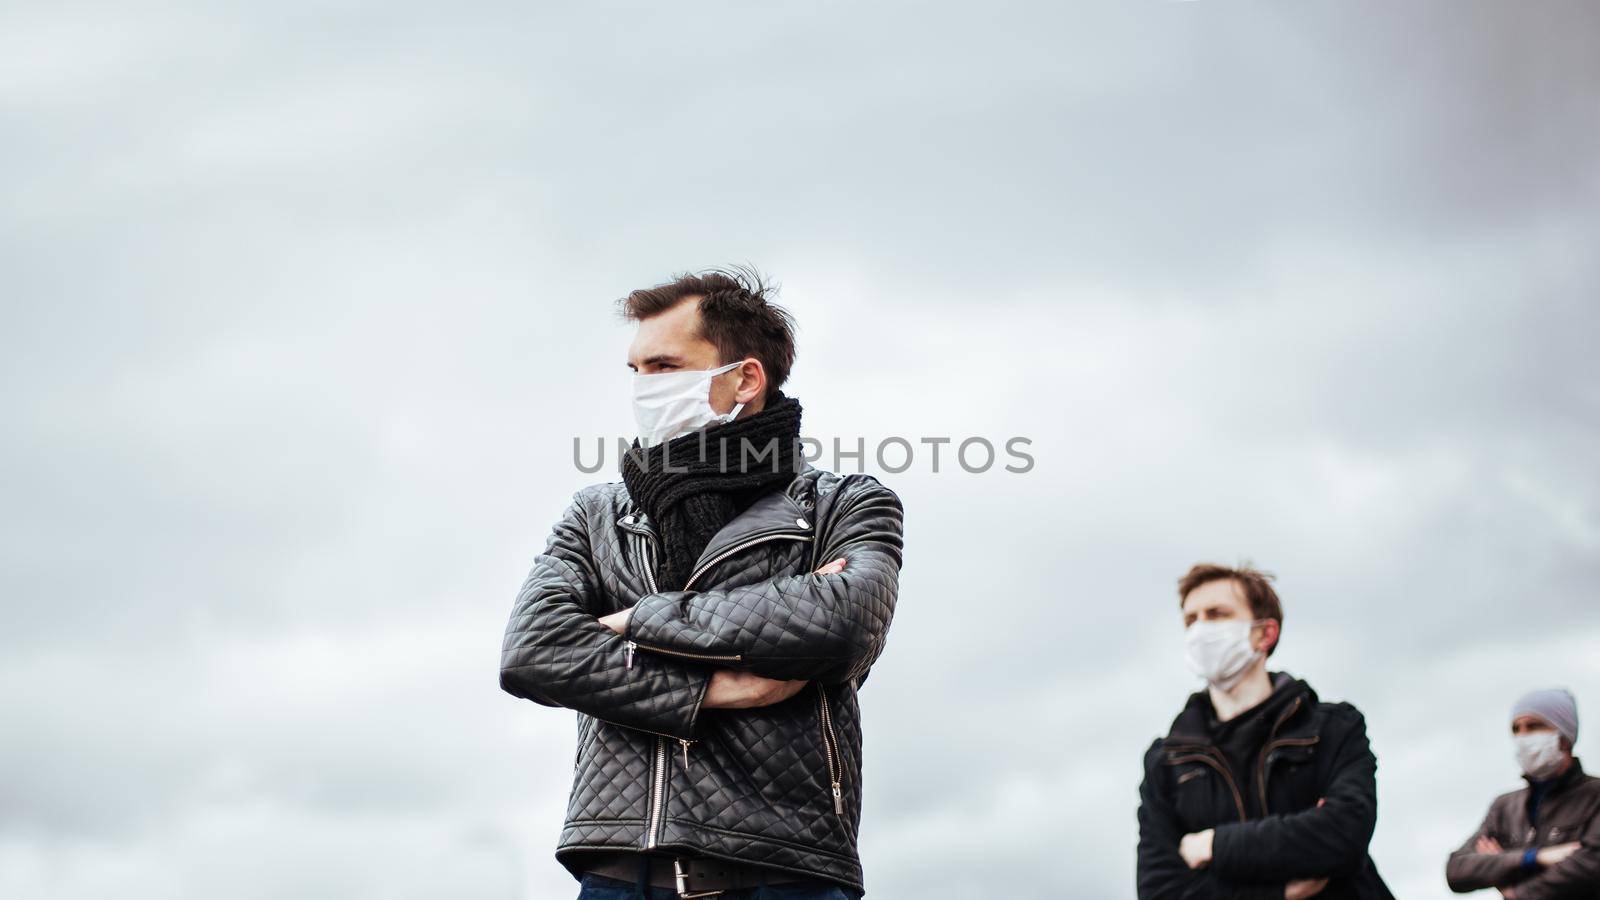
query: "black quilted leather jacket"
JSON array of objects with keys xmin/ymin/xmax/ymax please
[{"xmin": 501, "ymin": 466, "xmax": 903, "ymax": 893}]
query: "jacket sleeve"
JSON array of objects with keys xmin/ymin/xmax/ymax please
[
  {"xmin": 1137, "ymin": 741, "xmax": 1285, "ymax": 900},
  {"xmin": 623, "ymin": 476, "xmax": 902, "ymax": 684},
  {"xmin": 1210, "ymin": 706, "xmax": 1379, "ymax": 883},
  {"xmin": 1445, "ymin": 800, "xmax": 1526, "ymax": 892},
  {"xmin": 1507, "ymin": 804, "xmax": 1600, "ymax": 900},
  {"xmin": 500, "ymin": 492, "xmax": 713, "ymax": 740}
]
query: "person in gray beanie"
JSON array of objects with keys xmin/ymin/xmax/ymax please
[{"xmin": 1446, "ymin": 688, "xmax": 1600, "ymax": 898}]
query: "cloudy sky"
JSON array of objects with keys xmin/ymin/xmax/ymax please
[{"xmin": 3, "ymin": 1, "xmax": 1597, "ymax": 897}]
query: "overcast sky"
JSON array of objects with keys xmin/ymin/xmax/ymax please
[{"xmin": 3, "ymin": 1, "xmax": 1598, "ymax": 898}]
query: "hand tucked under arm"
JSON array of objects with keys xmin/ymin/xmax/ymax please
[
  {"xmin": 701, "ymin": 669, "xmax": 809, "ymax": 709},
  {"xmin": 1211, "ymin": 714, "xmax": 1379, "ymax": 883},
  {"xmin": 1137, "ymin": 744, "xmax": 1297, "ymax": 900},
  {"xmin": 1446, "ymin": 805, "xmax": 1528, "ymax": 893},
  {"xmin": 1284, "ymin": 879, "xmax": 1329, "ymax": 900},
  {"xmin": 598, "ymin": 557, "xmax": 848, "ymax": 637},
  {"xmin": 1504, "ymin": 842, "xmax": 1600, "ymax": 900},
  {"xmin": 599, "ymin": 569, "xmax": 820, "ymax": 712},
  {"xmin": 623, "ymin": 478, "xmax": 903, "ymax": 684},
  {"xmin": 1445, "ymin": 820, "xmax": 1587, "ymax": 895}
]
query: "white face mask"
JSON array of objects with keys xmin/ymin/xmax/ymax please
[
  {"xmin": 1185, "ymin": 619, "xmax": 1265, "ymax": 691},
  {"xmin": 1514, "ymin": 731, "xmax": 1567, "ymax": 780},
  {"xmin": 631, "ymin": 361, "xmax": 746, "ymax": 448}
]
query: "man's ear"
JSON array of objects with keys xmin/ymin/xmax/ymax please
[
  {"xmin": 732, "ymin": 358, "xmax": 766, "ymax": 406},
  {"xmin": 1256, "ymin": 619, "xmax": 1281, "ymax": 656}
]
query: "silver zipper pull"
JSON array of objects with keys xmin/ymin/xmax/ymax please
[
  {"xmin": 679, "ymin": 738, "xmax": 692, "ymax": 769},
  {"xmin": 832, "ymin": 782, "xmax": 844, "ymax": 815},
  {"xmin": 624, "ymin": 640, "xmax": 635, "ymax": 669}
]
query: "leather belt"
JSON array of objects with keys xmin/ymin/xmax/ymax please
[{"xmin": 583, "ymin": 853, "xmax": 810, "ymax": 898}]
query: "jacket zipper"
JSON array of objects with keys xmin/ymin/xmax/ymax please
[
  {"xmin": 592, "ymin": 531, "xmax": 691, "ymax": 743},
  {"xmin": 640, "ymin": 644, "xmax": 744, "ymax": 663},
  {"xmin": 629, "ymin": 517, "xmax": 815, "ymax": 843},
  {"xmin": 1256, "ymin": 735, "xmax": 1319, "ymax": 814},
  {"xmin": 645, "ymin": 735, "xmax": 669, "ymax": 849},
  {"xmin": 625, "ymin": 529, "xmax": 753, "ymax": 665},
  {"xmin": 681, "ymin": 531, "xmax": 812, "ymax": 592},
  {"xmin": 1254, "ymin": 697, "xmax": 1316, "ymax": 815},
  {"xmin": 1166, "ymin": 747, "xmax": 1248, "ymax": 823},
  {"xmin": 818, "ymin": 684, "xmax": 844, "ymax": 815},
  {"xmin": 623, "ymin": 529, "xmax": 673, "ymax": 850},
  {"xmin": 622, "ymin": 531, "xmax": 655, "ymax": 669}
]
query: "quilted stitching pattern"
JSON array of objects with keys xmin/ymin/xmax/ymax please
[
  {"xmin": 500, "ymin": 493, "xmax": 713, "ymax": 740},
  {"xmin": 500, "ymin": 470, "xmax": 903, "ymax": 892},
  {"xmin": 625, "ymin": 475, "xmax": 901, "ymax": 685}
]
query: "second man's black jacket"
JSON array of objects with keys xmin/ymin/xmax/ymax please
[{"xmin": 1137, "ymin": 674, "xmax": 1396, "ymax": 899}]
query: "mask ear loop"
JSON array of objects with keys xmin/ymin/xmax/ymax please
[{"xmin": 713, "ymin": 359, "xmax": 751, "ymax": 423}]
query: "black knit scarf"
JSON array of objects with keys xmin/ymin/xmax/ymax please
[{"xmin": 620, "ymin": 393, "xmax": 804, "ymax": 592}]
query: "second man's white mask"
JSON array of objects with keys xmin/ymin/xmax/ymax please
[{"xmin": 1184, "ymin": 619, "xmax": 1266, "ymax": 692}]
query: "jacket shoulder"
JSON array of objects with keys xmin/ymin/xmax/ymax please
[
  {"xmin": 1138, "ymin": 737, "xmax": 1177, "ymax": 800},
  {"xmin": 1296, "ymin": 699, "xmax": 1371, "ymax": 755},
  {"xmin": 806, "ymin": 468, "xmax": 902, "ymax": 507},
  {"xmin": 1310, "ymin": 699, "xmax": 1368, "ymax": 731},
  {"xmin": 1570, "ymin": 773, "xmax": 1600, "ymax": 800},
  {"xmin": 567, "ymin": 481, "xmax": 631, "ymax": 524},
  {"xmin": 1474, "ymin": 786, "xmax": 1527, "ymax": 828}
]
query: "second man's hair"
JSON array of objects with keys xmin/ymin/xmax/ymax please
[{"xmin": 1178, "ymin": 562, "xmax": 1285, "ymax": 656}]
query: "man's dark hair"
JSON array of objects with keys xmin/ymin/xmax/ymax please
[
  {"xmin": 1177, "ymin": 562, "xmax": 1285, "ymax": 656},
  {"xmin": 618, "ymin": 266, "xmax": 797, "ymax": 400}
]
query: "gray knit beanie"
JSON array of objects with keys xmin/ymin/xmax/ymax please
[{"xmin": 1512, "ymin": 688, "xmax": 1579, "ymax": 746}]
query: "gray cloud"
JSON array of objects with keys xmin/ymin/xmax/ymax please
[{"xmin": 3, "ymin": 1, "xmax": 1598, "ymax": 898}]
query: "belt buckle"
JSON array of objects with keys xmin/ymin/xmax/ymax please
[{"xmin": 672, "ymin": 858, "xmax": 725, "ymax": 898}]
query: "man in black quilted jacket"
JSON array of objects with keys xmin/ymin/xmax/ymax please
[
  {"xmin": 501, "ymin": 268, "xmax": 902, "ymax": 899},
  {"xmin": 1136, "ymin": 563, "xmax": 1395, "ymax": 900}
]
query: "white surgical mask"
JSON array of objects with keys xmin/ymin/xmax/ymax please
[
  {"xmin": 1514, "ymin": 731, "xmax": 1567, "ymax": 780},
  {"xmin": 1185, "ymin": 619, "xmax": 1265, "ymax": 691},
  {"xmin": 631, "ymin": 361, "xmax": 746, "ymax": 448}
]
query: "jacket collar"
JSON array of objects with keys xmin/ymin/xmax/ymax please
[
  {"xmin": 618, "ymin": 468, "xmax": 816, "ymax": 578},
  {"xmin": 1163, "ymin": 673, "xmax": 1314, "ymax": 748},
  {"xmin": 690, "ymin": 483, "xmax": 814, "ymax": 568},
  {"xmin": 1524, "ymin": 757, "xmax": 1586, "ymax": 794}
]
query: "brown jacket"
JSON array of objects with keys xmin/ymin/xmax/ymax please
[{"xmin": 1446, "ymin": 758, "xmax": 1600, "ymax": 898}]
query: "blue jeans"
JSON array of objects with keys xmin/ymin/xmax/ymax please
[{"xmin": 576, "ymin": 871, "xmax": 864, "ymax": 900}]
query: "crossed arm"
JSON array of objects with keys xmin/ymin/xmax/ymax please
[
  {"xmin": 1197, "ymin": 712, "xmax": 1379, "ymax": 891},
  {"xmin": 1139, "ymin": 710, "xmax": 1380, "ymax": 900},
  {"xmin": 1447, "ymin": 804, "xmax": 1600, "ymax": 899},
  {"xmin": 500, "ymin": 480, "xmax": 903, "ymax": 738},
  {"xmin": 1136, "ymin": 743, "xmax": 1299, "ymax": 900},
  {"xmin": 1498, "ymin": 835, "xmax": 1600, "ymax": 900},
  {"xmin": 597, "ymin": 555, "xmax": 848, "ymax": 709},
  {"xmin": 617, "ymin": 479, "xmax": 903, "ymax": 685}
]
